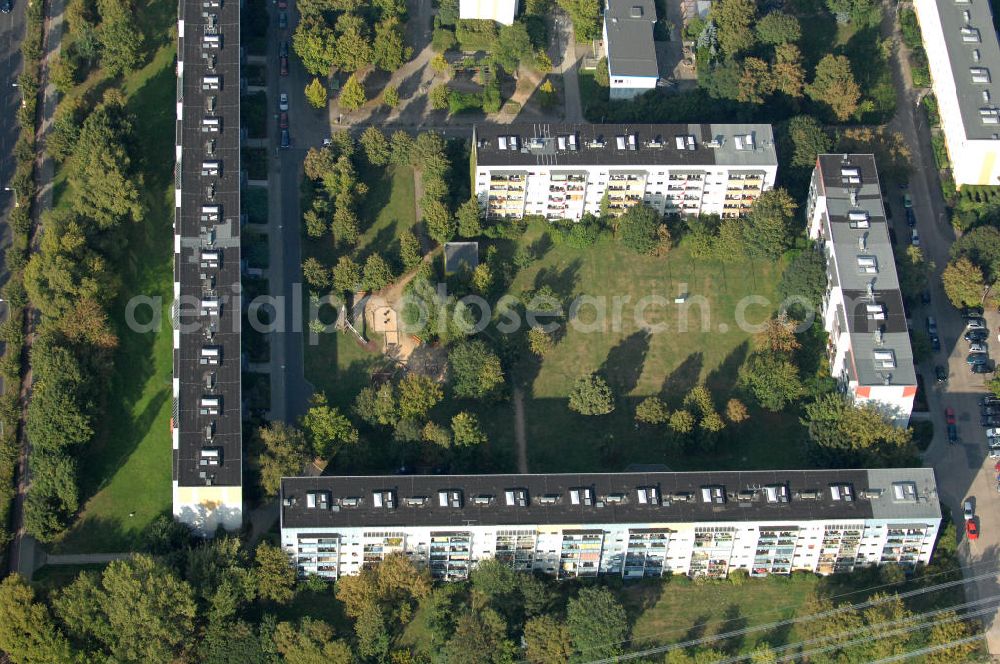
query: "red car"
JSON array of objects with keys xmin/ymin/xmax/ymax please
[
  {"xmin": 967, "ymin": 519, "xmax": 979, "ymax": 541},
  {"xmin": 279, "ymin": 111, "xmax": 288, "ymax": 129},
  {"xmin": 277, "ymin": 0, "xmax": 287, "ymax": 8},
  {"xmin": 945, "ymin": 407, "xmax": 956, "ymax": 425},
  {"xmin": 280, "ymin": 55, "xmax": 289, "ymax": 76}
]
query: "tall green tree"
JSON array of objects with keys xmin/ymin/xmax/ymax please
[
  {"xmin": 373, "ymin": 17, "xmax": 411, "ymax": 71},
  {"xmin": 524, "ymin": 615, "xmax": 573, "ymax": 664},
  {"xmin": 451, "ymin": 411, "xmax": 488, "ymax": 446},
  {"xmin": 568, "ymin": 373, "xmax": 615, "ymax": 415},
  {"xmin": 253, "ymin": 542, "xmax": 296, "ymax": 603},
  {"xmin": 618, "ymin": 204, "xmax": 660, "ymax": 254},
  {"xmin": 257, "ymin": 422, "xmax": 311, "ymax": 495},
  {"xmin": 713, "ymin": 0, "xmax": 757, "ymax": 56},
  {"xmin": 97, "ymin": 0, "xmax": 144, "ymax": 76},
  {"xmin": 942, "ymin": 256, "xmax": 988, "ymax": 308},
  {"xmin": 755, "ymin": 11, "xmax": 800, "ymax": 44},
  {"xmin": 362, "ymin": 253, "xmax": 395, "ymax": 291},
  {"xmin": 273, "ymin": 618, "xmax": 353, "ymax": 664},
  {"xmin": 339, "ymin": 74, "xmax": 367, "ymax": 111},
  {"xmin": 802, "ymin": 393, "xmax": 915, "ymax": 466},
  {"xmin": 443, "ymin": 608, "xmax": 517, "ymax": 664},
  {"xmin": 301, "ymin": 392, "xmax": 359, "ymax": 458},
  {"xmin": 807, "ymin": 55, "xmax": 861, "ymax": 121},
  {"xmin": 360, "ymin": 126, "xmax": 390, "ymax": 166},
  {"xmin": 449, "ymin": 340, "xmax": 505, "ymax": 399},
  {"xmin": 556, "ymin": 0, "xmax": 601, "ymax": 40},
  {"xmin": 0, "ymin": 575, "xmax": 75, "ymax": 664},
  {"xmin": 292, "ymin": 19, "xmax": 338, "ymax": 75},
  {"xmin": 785, "ymin": 115, "xmax": 832, "ymax": 168},
  {"xmin": 744, "ymin": 188, "xmax": 797, "ymax": 259},
  {"xmin": 334, "ymin": 14, "xmax": 374, "ymax": 72},
  {"xmin": 566, "ymin": 586, "xmax": 629, "ymax": 662},
  {"xmin": 398, "ymin": 373, "xmax": 444, "ymax": 419},
  {"xmin": 304, "ymin": 78, "xmax": 328, "ymax": 109}
]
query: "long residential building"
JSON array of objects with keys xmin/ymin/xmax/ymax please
[
  {"xmin": 172, "ymin": 0, "xmax": 243, "ymax": 533},
  {"xmin": 280, "ymin": 469, "xmax": 941, "ymax": 581},
  {"xmin": 472, "ymin": 123, "xmax": 777, "ymax": 221},
  {"xmin": 807, "ymin": 154, "xmax": 916, "ymax": 426},
  {"xmin": 914, "ymin": 0, "xmax": 1000, "ymax": 186}
]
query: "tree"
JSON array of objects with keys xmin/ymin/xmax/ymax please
[
  {"xmin": 457, "ymin": 197, "xmax": 482, "ymax": 237},
  {"xmin": 421, "ymin": 421, "xmax": 453, "ymax": 447},
  {"xmin": 304, "ymin": 78, "xmax": 327, "ymax": 109},
  {"xmin": 778, "ymin": 249, "xmax": 827, "ymax": 312},
  {"xmin": 424, "ymin": 198, "xmax": 456, "ymax": 244},
  {"xmin": 390, "ymin": 130, "xmax": 415, "ymax": 165},
  {"xmin": 331, "ymin": 256, "xmax": 361, "ymax": 294},
  {"xmin": 738, "ymin": 57, "xmax": 775, "ymax": 104},
  {"xmin": 363, "ymin": 253, "xmax": 395, "ymax": 291},
  {"xmin": 524, "ymin": 615, "xmax": 573, "ymax": 664},
  {"xmin": 449, "ymin": 340, "xmax": 505, "ymax": 399},
  {"xmin": 494, "ymin": 21, "xmax": 533, "ymax": 73},
  {"xmin": 373, "ymin": 17, "xmax": 411, "ymax": 72},
  {"xmin": 669, "ymin": 409, "xmax": 696, "ymax": 433},
  {"xmin": 594, "ymin": 57, "xmax": 610, "ymax": 86},
  {"xmin": 432, "ymin": 26, "xmax": 458, "ymax": 52},
  {"xmin": 302, "ymin": 257, "xmax": 330, "ymax": 290},
  {"xmin": 807, "ymin": 54, "xmax": 861, "ymax": 121},
  {"xmin": 771, "ymin": 44, "xmax": 805, "ymax": 98},
  {"xmin": 303, "ymin": 208, "xmax": 328, "ymax": 237},
  {"xmin": 803, "ymin": 393, "xmax": 915, "ymax": 466},
  {"xmin": 257, "ymin": 422, "xmax": 310, "ymax": 495},
  {"xmin": 0, "ymin": 575, "xmax": 75, "ymax": 664},
  {"xmin": 398, "ymin": 373, "xmax": 444, "ymax": 419},
  {"xmin": 354, "ymin": 383, "xmax": 399, "ymax": 427},
  {"xmin": 745, "ymin": 188, "xmax": 797, "ymax": 259},
  {"xmin": 755, "ymin": 11, "xmax": 800, "ymax": 44},
  {"xmin": 254, "ymin": 542, "xmax": 296, "ymax": 603},
  {"xmin": 635, "ymin": 396, "xmax": 670, "ymax": 424},
  {"xmin": 556, "ymin": 0, "xmax": 602, "ymax": 40},
  {"xmin": 739, "ymin": 352, "xmax": 802, "ymax": 411},
  {"xmin": 528, "ymin": 327, "xmax": 554, "ymax": 356},
  {"xmin": 273, "ymin": 618, "xmax": 352, "ymax": 664},
  {"xmin": 726, "ymin": 398, "xmax": 749, "ymax": 423},
  {"xmin": 382, "ymin": 84, "xmax": 400, "ymax": 108},
  {"xmin": 334, "ymin": 13, "xmax": 374, "ymax": 72},
  {"xmin": 786, "ymin": 115, "xmax": 832, "ymax": 168},
  {"xmin": 331, "ymin": 206, "xmax": 360, "ymax": 246},
  {"xmin": 452, "ymin": 411, "xmax": 487, "ymax": 446},
  {"xmin": 566, "ymin": 586, "xmax": 628, "ymax": 661},
  {"xmin": 339, "ymin": 74, "xmax": 367, "ymax": 111},
  {"xmin": 360, "ymin": 126, "xmax": 390, "ymax": 167},
  {"xmin": 713, "ymin": 0, "xmax": 756, "ymax": 56},
  {"xmin": 568, "ymin": 373, "xmax": 615, "ymax": 415},
  {"xmin": 399, "ymin": 230, "xmax": 423, "ymax": 271},
  {"xmin": 430, "ymin": 83, "xmax": 450, "ymax": 110},
  {"xmin": 97, "ymin": 0, "xmax": 144, "ymax": 76},
  {"xmin": 50, "ymin": 55, "xmax": 79, "ymax": 93},
  {"xmin": 304, "ymin": 147, "xmax": 336, "ymax": 180},
  {"xmin": 293, "ymin": 19, "xmax": 338, "ymax": 75},
  {"xmin": 354, "ymin": 601, "xmax": 390, "ymax": 661},
  {"xmin": 924, "ymin": 613, "xmax": 979, "ymax": 664},
  {"xmin": 618, "ymin": 204, "xmax": 660, "ymax": 254},
  {"xmin": 896, "ymin": 245, "xmax": 933, "ymax": 300},
  {"xmin": 301, "ymin": 393, "xmax": 359, "ymax": 458},
  {"xmin": 942, "ymin": 257, "xmax": 988, "ymax": 308},
  {"xmin": 443, "ymin": 609, "xmax": 517, "ymax": 664},
  {"xmin": 755, "ymin": 313, "xmax": 801, "ymax": 354}
]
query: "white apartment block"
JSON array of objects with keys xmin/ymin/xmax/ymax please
[
  {"xmin": 914, "ymin": 0, "xmax": 1000, "ymax": 186},
  {"xmin": 280, "ymin": 469, "xmax": 941, "ymax": 581},
  {"xmin": 459, "ymin": 0, "xmax": 517, "ymax": 24},
  {"xmin": 807, "ymin": 155, "xmax": 917, "ymax": 427},
  {"xmin": 472, "ymin": 123, "xmax": 777, "ymax": 221},
  {"xmin": 603, "ymin": 0, "xmax": 659, "ymax": 100}
]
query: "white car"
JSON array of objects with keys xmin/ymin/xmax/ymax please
[
  {"xmin": 964, "ymin": 500, "xmax": 975, "ymax": 521},
  {"xmin": 279, "ymin": 93, "xmax": 289, "ymax": 111},
  {"xmin": 910, "ymin": 229, "xmax": 920, "ymax": 246},
  {"xmin": 988, "ymin": 428, "xmax": 1000, "ymax": 438}
]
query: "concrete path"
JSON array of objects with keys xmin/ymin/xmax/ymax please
[
  {"xmin": 552, "ymin": 10, "xmax": 583, "ymax": 123},
  {"xmin": 40, "ymin": 552, "xmax": 130, "ymax": 566}
]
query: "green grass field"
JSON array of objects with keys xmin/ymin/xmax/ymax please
[
  {"xmin": 51, "ymin": 45, "xmax": 177, "ymax": 553},
  {"xmin": 356, "ymin": 164, "xmax": 417, "ymax": 257}
]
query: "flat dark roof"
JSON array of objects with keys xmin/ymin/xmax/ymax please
[{"xmin": 280, "ymin": 469, "xmax": 940, "ymax": 529}]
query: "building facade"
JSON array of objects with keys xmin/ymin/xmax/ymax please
[
  {"xmin": 280, "ymin": 469, "xmax": 941, "ymax": 581},
  {"xmin": 603, "ymin": 0, "xmax": 659, "ymax": 100},
  {"xmin": 459, "ymin": 0, "xmax": 517, "ymax": 24},
  {"xmin": 473, "ymin": 123, "xmax": 777, "ymax": 221},
  {"xmin": 807, "ymin": 154, "xmax": 916, "ymax": 426},
  {"xmin": 913, "ymin": 0, "xmax": 1000, "ymax": 186},
  {"xmin": 172, "ymin": 0, "xmax": 244, "ymax": 533}
]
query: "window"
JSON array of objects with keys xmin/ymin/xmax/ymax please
[
  {"xmin": 866, "ymin": 303, "xmax": 886, "ymax": 320},
  {"xmin": 981, "ymin": 108, "xmax": 1000, "ymax": 124},
  {"xmin": 972, "ymin": 67, "xmax": 991, "ymax": 83},
  {"xmin": 764, "ymin": 484, "xmax": 790, "ymax": 503},
  {"xmin": 504, "ymin": 489, "xmax": 528, "ymax": 507},
  {"xmin": 830, "ymin": 484, "xmax": 854, "ymax": 501},
  {"xmin": 892, "ymin": 482, "xmax": 918, "ymax": 502},
  {"xmin": 848, "ymin": 210, "xmax": 870, "ymax": 228},
  {"xmin": 962, "ymin": 27, "xmax": 981, "ymax": 43},
  {"xmin": 874, "ymin": 349, "xmax": 896, "ymax": 368},
  {"xmin": 700, "ymin": 486, "xmax": 726, "ymax": 504},
  {"xmin": 857, "ymin": 255, "xmax": 878, "ymax": 273}
]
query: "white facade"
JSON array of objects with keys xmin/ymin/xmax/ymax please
[
  {"xmin": 913, "ymin": 0, "xmax": 1000, "ymax": 186},
  {"xmin": 474, "ymin": 123, "xmax": 778, "ymax": 221},
  {"xmin": 459, "ymin": 0, "xmax": 517, "ymax": 25},
  {"xmin": 280, "ymin": 470, "xmax": 941, "ymax": 581}
]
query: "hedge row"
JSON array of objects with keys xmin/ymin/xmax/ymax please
[{"xmin": 0, "ymin": 0, "xmax": 45, "ymax": 569}]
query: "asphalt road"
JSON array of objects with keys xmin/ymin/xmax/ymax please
[
  {"xmin": 883, "ymin": 1, "xmax": 1000, "ymax": 654},
  {"xmin": 0, "ymin": 0, "xmax": 24, "ymax": 255}
]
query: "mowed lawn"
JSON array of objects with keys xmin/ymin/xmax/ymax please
[
  {"xmin": 493, "ymin": 221, "xmax": 805, "ymax": 472},
  {"xmin": 51, "ymin": 45, "xmax": 177, "ymax": 553}
]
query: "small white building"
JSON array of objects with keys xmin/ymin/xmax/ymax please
[
  {"xmin": 459, "ymin": 0, "xmax": 518, "ymax": 25},
  {"xmin": 807, "ymin": 154, "xmax": 917, "ymax": 426},
  {"xmin": 473, "ymin": 122, "xmax": 778, "ymax": 220},
  {"xmin": 603, "ymin": 0, "xmax": 660, "ymax": 99},
  {"xmin": 913, "ymin": 0, "xmax": 1000, "ymax": 186},
  {"xmin": 280, "ymin": 469, "xmax": 941, "ymax": 581}
]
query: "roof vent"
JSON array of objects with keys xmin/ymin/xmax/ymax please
[
  {"xmin": 974, "ymin": 49, "xmax": 982, "ymax": 62},
  {"xmin": 570, "ymin": 487, "xmax": 594, "ymax": 505},
  {"xmin": 764, "ymin": 484, "xmax": 790, "ymax": 503},
  {"xmin": 473, "ymin": 494, "xmax": 494, "ymax": 506},
  {"xmin": 404, "ymin": 496, "xmax": 428, "ymax": 507},
  {"xmin": 892, "ymin": 482, "xmax": 918, "ymax": 502},
  {"xmin": 438, "ymin": 489, "xmax": 463, "ymax": 508},
  {"xmin": 630, "ymin": 4, "xmax": 643, "ymax": 17},
  {"xmin": 504, "ymin": 488, "xmax": 528, "ymax": 506},
  {"xmin": 537, "ymin": 494, "xmax": 560, "ymax": 505},
  {"xmin": 874, "ymin": 348, "xmax": 896, "ymax": 368},
  {"xmin": 830, "ymin": 484, "xmax": 854, "ymax": 502},
  {"xmin": 616, "ymin": 136, "xmax": 627, "ymax": 150},
  {"xmin": 849, "ymin": 210, "xmax": 869, "ymax": 228},
  {"xmin": 700, "ymin": 485, "xmax": 726, "ymax": 504}
]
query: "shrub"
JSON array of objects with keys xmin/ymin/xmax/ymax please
[
  {"xmin": 432, "ymin": 27, "xmax": 457, "ymax": 52},
  {"xmin": 447, "ymin": 90, "xmax": 483, "ymax": 114}
]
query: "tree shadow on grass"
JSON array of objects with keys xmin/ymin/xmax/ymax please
[
  {"xmin": 533, "ymin": 258, "xmax": 582, "ymax": 303},
  {"xmin": 717, "ymin": 603, "xmax": 748, "ymax": 655},
  {"xmin": 600, "ymin": 330, "xmax": 651, "ymax": 398},
  {"xmin": 705, "ymin": 340, "xmax": 749, "ymax": 397},
  {"xmin": 661, "ymin": 352, "xmax": 704, "ymax": 408}
]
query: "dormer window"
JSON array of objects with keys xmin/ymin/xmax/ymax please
[
  {"xmin": 569, "ymin": 487, "xmax": 594, "ymax": 505},
  {"xmin": 636, "ymin": 486, "xmax": 660, "ymax": 504},
  {"xmin": 874, "ymin": 348, "xmax": 897, "ymax": 368},
  {"xmin": 372, "ymin": 490, "xmax": 396, "ymax": 509},
  {"xmin": 982, "ymin": 108, "xmax": 1000, "ymax": 124},
  {"xmin": 306, "ymin": 491, "xmax": 331, "ymax": 509},
  {"xmin": 866, "ymin": 303, "xmax": 886, "ymax": 320},
  {"xmin": 830, "ymin": 484, "xmax": 854, "ymax": 502},
  {"xmin": 857, "ymin": 255, "xmax": 878, "ymax": 273},
  {"xmin": 972, "ymin": 67, "xmax": 991, "ymax": 83},
  {"xmin": 892, "ymin": 482, "xmax": 918, "ymax": 502},
  {"xmin": 848, "ymin": 210, "xmax": 870, "ymax": 228},
  {"xmin": 438, "ymin": 490, "xmax": 463, "ymax": 508},
  {"xmin": 504, "ymin": 488, "xmax": 528, "ymax": 506},
  {"xmin": 700, "ymin": 485, "xmax": 726, "ymax": 504},
  {"xmin": 962, "ymin": 27, "xmax": 981, "ymax": 43},
  {"xmin": 764, "ymin": 484, "xmax": 790, "ymax": 503}
]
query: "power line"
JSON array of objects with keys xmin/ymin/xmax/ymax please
[{"xmin": 867, "ymin": 633, "xmax": 986, "ymax": 664}]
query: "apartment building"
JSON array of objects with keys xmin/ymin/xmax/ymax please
[
  {"xmin": 459, "ymin": 0, "xmax": 517, "ymax": 24},
  {"xmin": 603, "ymin": 0, "xmax": 659, "ymax": 100},
  {"xmin": 280, "ymin": 469, "xmax": 941, "ymax": 581},
  {"xmin": 172, "ymin": 0, "xmax": 244, "ymax": 533},
  {"xmin": 807, "ymin": 154, "xmax": 916, "ymax": 426},
  {"xmin": 472, "ymin": 123, "xmax": 777, "ymax": 221},
  {"xmin": 913, "ymin": 0, "xmax": 1000, "ymax": 186}
]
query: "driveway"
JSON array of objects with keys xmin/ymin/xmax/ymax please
[{"xmin": 883, "ymin": 0, "xmax": 1000, "ymax": 653}]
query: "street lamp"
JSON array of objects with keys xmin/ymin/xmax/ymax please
[{"xmin": 4, "ymin": 187, "xmax": 18, "ymax": 208}]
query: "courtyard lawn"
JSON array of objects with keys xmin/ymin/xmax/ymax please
[
  {"xmin": 486, "ymin": 220, "xmax": 806, "ymax": 472},
  {"xmin": 356, "ymin": 164, "xmax": 417, "ymax": 257},
  {"xmin": 51, "ymin": 45, "xmax": 177, "ymax": 553}
]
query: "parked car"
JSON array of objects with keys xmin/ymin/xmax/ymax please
[
  {"xmin": 946, "ymin": 407, "xmax": 957, "ymax": 425},
  {"xmin": 973, "ymin": 362, "xmax": 996, "ymax": 374},
  {"xmin": 962, "ymin": 306, "xmax": 985, "ymax": 318},
  {"xmin": 982, "ymin": 414, "xmax": 1000, "ymax": 426},
  {"xmin": 983, "ymin": 406, "xmax": 1000, "ymax": 417},
  {"xmin": 965, "ymin": 500, "xmax": 975, "ymax": 521},
  {"xmin": 280, "ymin": 129, "xmax": 291, "ymax": 149},
  {"xmin": 966, "ymin": 329, "xmax": 989, "ymax": 343},
  {"xmin": 948, "ymin": 423, "xmax": 958, "ymax": 444},
  {"xmin": 905, "ymin": 208, "xmax": 916, "ymax": 227},
  {"xmin": 278, "ymin": 11, "xmax": 287, "ymax": 28},
  {"xmin": 935, "ymin": 365, "xmax": 948, "ymax": 382},
  {"xmin": 910, "ymin": 228, "xmax": 920, "ymax": 246},
  {"xmin": 904, "ymin": 193, "xmax": 913, "ymax": 208},
  {"xmin": 278, "ymin": 93, "xmax": 288, "ymax": 111},
  {"xmin": 970, "ymin": 342, "xmax": 989, "ymax": 353},
  {"xmin": 984, "ymin": 395, "xmax": 1000, "ymax": 405},
  {"xmin": 278, "ymin": 0, "xmax": 287, "ymax": 8},
  {"xmin": 926, "ymin": 316, "xmax": 938, "ymax": 335},
  {"xmin": 280, "ymin": 41, "xmax": 288, "ymax": 57},
  {"xmin": 921, "ymin": 289, "xmax": 931, "ymax": 305},
  {"xmin": 280, "ymin": 55, "xmax": 289, "ymax": 76},
  {"xmin": 930, "ymin": 334, "xmax": 941, "ymax": 352},
  {"xmin": 279, "ymin": 111, "xmax": 288, "ymax": 129},
  {"xmin": 986, "ymin": 428, "xmax": 1000, "ymax": 438},
  {"xmin": 967, "ymin": 352, "xmax": 989, "ymax": 366},
  {"xmin": 967, "ymin": 317, "xmax": 988, "ymax": 330},
  {"xmin": 0, "ymin": 0, "xmax": 11, "ymax": 13},
  {"xmin": 967, "ymin": 520, "xmax": 979, "ymax": 540}
]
